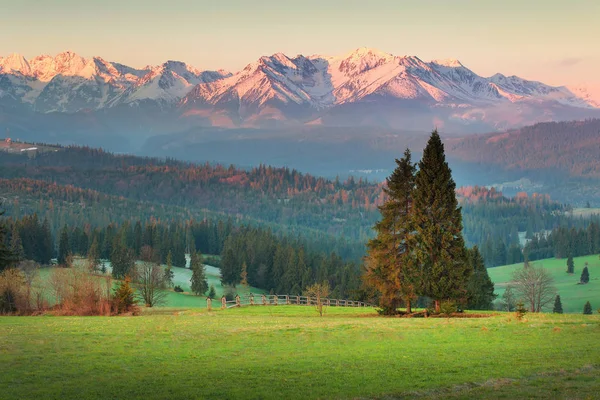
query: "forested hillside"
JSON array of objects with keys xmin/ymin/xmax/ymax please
[
  {"xmin": 447, "ymin": 119, "xmax": 600, "ymax": 205},
  {"xmin": 448, "ymin": 119, "xmax": 600, "ymax": 178},
  {"xmin": 1, "ymin": 143, "xmax": 596, "ymax": 266}
]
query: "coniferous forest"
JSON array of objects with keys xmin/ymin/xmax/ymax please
[{"xmin": 0, "ymin": 143, "xmax": 595, "ymax": 269}]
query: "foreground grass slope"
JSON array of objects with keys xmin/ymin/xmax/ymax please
[
  {"xmin": 1, "ymin": 307, "xmax": 599, "ymax": 399},
  {"xmin": 488, "ymin": 254, "xmax": 600, "ymax": 313}
]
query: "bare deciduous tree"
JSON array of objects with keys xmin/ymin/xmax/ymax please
[
  {"xmin": 134, "ymin": 246, "xmax": 167, "ymax": 307},
  {"xmin": 304, "ymin": 282, "xmax": 330, "ymax": 317},
  {"xmin": 512, "ymin": 264, "xmax": 556, "ymax": 313}
]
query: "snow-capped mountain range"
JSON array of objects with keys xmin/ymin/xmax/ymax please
[{"xmin": 1, "ymin": 48, "xmax": 599, "ymax": 133}]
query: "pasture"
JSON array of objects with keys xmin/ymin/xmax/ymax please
[
  {"xmin": 1, "ymin": 307, "xmax": 599, "ymax": 399},
  {"xmin": 488, "ymin": 254, "xmax": 600, "ymax": 313}
]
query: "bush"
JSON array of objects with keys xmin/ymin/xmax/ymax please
[
  {"xmin": 223, "ymin": 286, "xmax": 236, "ymax": 301},
  {"xmin": 49, "ymin": 265, "xmax": 114, "ymax": 316},
  {"xmin": 583, "ymin": 301, "xmax": 592, "ymax": 315},
  {"xmin": 439, "ymin": 300, "xmax": 458, "ymax": 316},
  {"xmin": 0, "ymin": 269, "xmax": 27, "ymax": 314},
  {"xmin": 515, "ymin": 302, "xmax": 527, "ymax": 321},
  {"xmin": 174, "ymin": 285, "xmax": 184, "ymax": 293},
  {"xmin": 113, "ymin": 276, "xmax": 138, "ymax": 315}
]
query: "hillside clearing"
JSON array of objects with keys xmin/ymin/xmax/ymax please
[{"xmin": 488, "ymin": 254, "xmax": 600, "ymax": 313}]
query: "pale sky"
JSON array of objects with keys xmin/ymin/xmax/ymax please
[{"xmin": 1, "ymin": 0, "xmax": 599, "ymax": 90}]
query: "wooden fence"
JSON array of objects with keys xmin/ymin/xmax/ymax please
[{"xmin": 205, "ymin": 294, "xmax": 373, "ymax": 310}]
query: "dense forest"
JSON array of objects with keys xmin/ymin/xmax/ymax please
[
  {"xmin": 524, "ymin": 221, "xmax": 600, "ymax": 262},
  {"xmin": 1, "ymin": 215, "xmax": 360, "ymax": 298},
  {"xmin": 1, "ymin": 143, "xmax": 597, "ymax": 267}
]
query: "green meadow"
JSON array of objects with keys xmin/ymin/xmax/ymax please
[
  {"xmin": 488, "ymin": 254, "xmax": 600, "ymax": 313},
  {"xmin": 1, "ymin": 307, "xmax": 599, "ymax": 399}
]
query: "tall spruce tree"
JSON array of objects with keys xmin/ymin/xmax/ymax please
[
  {"xmin": 87, "ymin": 237, "xmax": 101, "ymax": 273},
  {"xmin": 583, "ymin": 301, "xmax": 592, "ymax": 315},
  {"xmin": 190, "ymin": 251, "xmax": 208, "ymax": 295},
  {"xmin": 411, "ymin": 130, "xmax": 470, "ymax": 313},
  {"xmin": 553, "ymin": 295, "xmax": 563, "ymax": 314},
  {"xmin": 466, "ymin": 246, "xmax": 496, "ymax": 310},
  {"xmin": 10, "ymin": 225, "xmax": 24, "ymax": 262},
  {"xmin": 365, "ymin": 148, "xmax": 417, "ymax": 314},
  {"xmin": 57, "ymin": 225, "xmax": 71, "ymax": 266},
  {"xmin": 0, "ymin": 211, "xmax": 16, "ymax": 271}
]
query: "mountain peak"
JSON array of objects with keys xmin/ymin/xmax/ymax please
[
  {"xmin": 0, "ymin": 53, "xmax": 31, "ymax": 75},
  {"xmin": 430, "ymin": 58, "xmax": 464, "ymax": 68},
  {"xmin": 342, "ymin": 47, "xmax": 394, "ymax": 61}
]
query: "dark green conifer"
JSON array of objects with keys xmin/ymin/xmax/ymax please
[
  {"xmin": 466, "ymin": 246, "xmax": 496, "ymax": 310},
  {"xmin": 411, "ymin": 130, "xmax": 470, "ymax": 312},
  {"xmin": 208, "ymin": 284, "xmax": 216, "ymax": 299},
  {"xmin": 57, "ymin": 225, "xmax": 71, "ymax": 266},
  {"xmin": 580, "ymin": 266, "xmax": 589, "ymax": 284},
  {"xmin": 566, "ymin": 255, "xmax": 574, "ymax": 274},
  {"xmin": 190, "ymin": 251, "xmax": 208, "ymax": 295},
  {"xmin": 0, "ymin": 211, "xmax": 17, "ymax": 271},
  {"xmin": 583, "ymin": 301, "xmax": 592, "ymax": 315},
  {"xmin": 552, "ymin": 295, "xmax": 563, "ymax": 314}
]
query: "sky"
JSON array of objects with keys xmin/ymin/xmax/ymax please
[{"xmin": 1, "ymin": 0, "xmax": 599, "ymax": 91}]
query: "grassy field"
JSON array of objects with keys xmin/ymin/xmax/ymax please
[
  {"xmin": 488, "ymin": 254, "xmax": 600, "ymax": 313},
  {"xmin": 1, "ymin": 306, "xmax": 599, "ymax": 399},
  {"xmin": 36, "ymin": 257, "xmax": 265, "ymax": 309}
]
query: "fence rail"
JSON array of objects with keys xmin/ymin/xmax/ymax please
[{"xmin": 205, "ymin": 294, "xmax": 374, "ymax": 310}]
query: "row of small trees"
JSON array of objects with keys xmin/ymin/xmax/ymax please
[
  {"xmin": 552, "ymin": 296, "xmax": 596, "ymax": 315},
  {"xmin": 365, "ymin": 131, "xmax": 496, "ymax": 314}
]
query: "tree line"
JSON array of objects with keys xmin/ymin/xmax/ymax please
[
  {"xmin": 1, "ymin": 214, "xmax": 361, "ymax": 299},
  {"xmin": 1, "ymin": 143, "xmax": 593, "ymax": 265},
  {"xmin": 524, "ymin": 222, "xmax": 600, "ymax": 262}
]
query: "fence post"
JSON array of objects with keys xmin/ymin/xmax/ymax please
[
  {"xmin": 221, "ymin": 296, "xmax": 226, "ymax": 309},
  {"xmin": 262, "ymin": 294, "xmax": 267, "ymax": 305},
  {"xmin": 336, "ymin": 299, "xmax": 339, "ymax": 307},
  {"xmin": 296, "ymin": 295, "xmax": 300, "ymax": 305},
  {"xmin": 235, "ymin": 295, "xmax": 241, "ymax": 307},
  {"xmin": 250, "ymin": 294, "xmax": 255, "ymax": 306},
  {"xmin": 274, "ymin": 295, "xmax": 278, "ymax": 306},
  {"xmin": 206, "ymin": 297, "xmax": 212, "ymax": 311}
]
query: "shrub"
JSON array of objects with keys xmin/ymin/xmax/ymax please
[
  {"xmin": 208, "ymin": 285, "xmax": 216, "ymax": 299},
  {"xmin": 515, "ymin": 302, "xmax": 527, "ymax": 321},
  {"xmin": 113, "ymin": 276, "xmax": 138, "ymax": 315},
  {"xmin": 49, "ymin": 265, "xmax": 113, "ymax": 316},
  {"xmin": 583, "ymin": 301, "xmax": 592, "ymax": 315},
  {"xmin": 174, "ymin": 285, "xmax": 184, "ymax": 293},
  {"xmin": 223, "ymin": 286, "xmax": 236, "ymax": 301},
  {"xmin": 439, "ymin": 300, "xmax": 458, "ymax": 316},
  {"xmin": 0, "ymin": 269, "xmax": 27, "ymax": 314}
]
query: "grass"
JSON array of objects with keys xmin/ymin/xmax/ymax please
[
  {"xmin": 488, "ymin": 254, "xmax": 600, "ymax": 313},
  {"xmin": 0, "ymin": 307, "xmax": 599, "ymax": 399}
]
